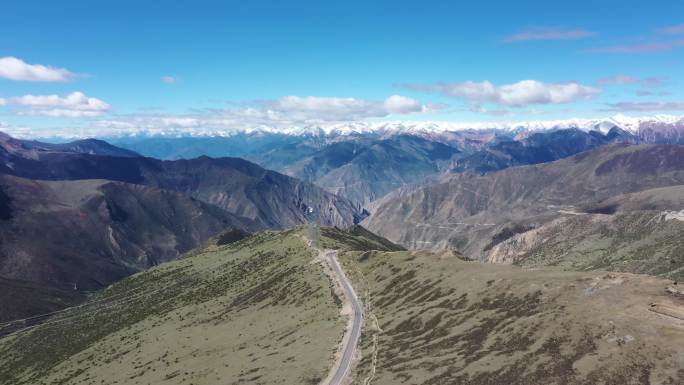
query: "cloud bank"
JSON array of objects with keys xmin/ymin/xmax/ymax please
[
  {"xmin": 406, "ymin": 80, "xmax": 601, "ymax": 107},
  {"xmin": 606, "ymin": 101, "xmax": 684, "ymax": 112},
  {"xmin": 263, "ymin": 95, "xmax": 427, "ymax": 121},
  {"xmin": 80, "ymin": 94, "xmax": 429, "ymax": 137},
  {"xmin": 0, "ymin": 56, "xmax": 77, "ymax": 82},
  {"xmin": 4, "ymin": 92, "xmax": 110, "ymax": 117},
  {"xmin": 44, "ymin": 94, "xmax": 425, "ymax": 137}
]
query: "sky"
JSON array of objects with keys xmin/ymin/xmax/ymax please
[{"xmin": 1, "ymin": 0, "xmax": 684, "ymax": 138}]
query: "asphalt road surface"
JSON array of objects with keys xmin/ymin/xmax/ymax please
[{"xmin": 324, "ymin": 249, "xmax": 363, "ymax": 385}]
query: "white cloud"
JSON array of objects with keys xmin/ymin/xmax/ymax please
[
  {"xmin": 0, "ymin": 122, "xmax": 62, "ymax": 139},
  {"xmin": 6, "ymin": 91, "xmax": 110, "ymax": 117},
  {"xmin": 161, "ymin": 76, "xmax": 177, "ymax": 84},
  {"xmin": 264, "ymin": 95, "xmax": 427, "ymax": 121},
  {"xmin": 407, "ymin": 80, "xmax": 601, "ymax": 107},
  {"xmin": 383, "ymin": 94, "xmax": 424, "ymax": 114},
  {"xmin": 0, "ymin": 56, "xmax": 77, "ymax": 82},
  {"xmin": 20, "ymin": 109, "xmax": 106, "ymax": 118},
  {"xmin": 270, "ymin": 96, "xmax": 367, "ymax": 114},
  {"xmin": 0, "ymin": 98, "xmax": 5, "ymax": 106},
  {"xmin": 159, "ymin": 117, "xmax": 200, "ymax": 127},
  {"xmin": 606, "ymin": 101, "xmax": 684, "ymax": 112},
  {"xmin": 503, "ymin": 27, "xmax": 595, "ymax": 42},
  {"xmin": 12, "ymin": 92, "xmax": 109, "ymax": 110},
  {"xmin": 82, "ymin": 95, "xmax": 430, "ymax": 137}
]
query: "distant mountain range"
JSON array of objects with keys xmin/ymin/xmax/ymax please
[
  {"xmin": 364, "ymin": 143, "xmax": 684, "ymax": 280},
  {"xmin": 82, "ymin": 113, "xmax": 682, "ymax": 143},
  {"xmin": 104, "ymin": 115, "xmax": 684, "ymax": 204},
  {"xmin": 448, "ymin": 126, "xmax": 635, "ymax": 174},
  {"xmin": 0, "ymin": 132, "xmax": 362, "ymax": 320},
  {"xmin": 1, "ymin": 131, "xmax": 140, "ymax": 158},
  {"xmin": 0, "ymin": 136, "xmax": 362, "ymax": 228},
  {"xmin": 101, "ymin": 114, "xmax": 684, "ymax": 158},
  {"xmin": 57, "ymin": 113, "xmax": 682, "ymax": 140},
  {"xmin": 3, "ymin": 115, "xmax": 684, "ymax": 320},
  {"xmin": 1, "ymin": 125, "xmax": 683, "ymax": 383},
  {"xmin": 253, "ymin": 134, "xmax": 460, "ymax": 205}
]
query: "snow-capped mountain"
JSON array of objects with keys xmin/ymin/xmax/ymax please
[
  {"xmin": 208, "ymin": 114, "xmax": 684, "ymax": 139},
  {"xmin": 8, "ymin": 114, "xmax": 684, "ymax": 142},
  {"xmin": 249, "ymin": 115, "xmax": 684, "ymax": 147},
  {"xmin": 287, "ymin": 114, "xmax": 684, "ymax": 137}
]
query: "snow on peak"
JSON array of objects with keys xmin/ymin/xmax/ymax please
[
  {"xmin": 267, "ymin": 114, "xmax": 684, "ymax": 137},
  {"xmin": 7, "ymin": 114, "xmax": 683, "ymax": 140}
]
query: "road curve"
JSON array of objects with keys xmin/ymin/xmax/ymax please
[{"xmin": 323, "ymin": 249, "xmax": 363, "ymax": 385}]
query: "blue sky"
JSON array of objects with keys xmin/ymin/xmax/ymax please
[{"xmin": 1, "ymin": 0, "xmax": 684, "ymax": 137}]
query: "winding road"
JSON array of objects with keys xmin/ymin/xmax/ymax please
[{"xmin": 322, "ymin": 249, "xmax": 363, "ymax": 385}]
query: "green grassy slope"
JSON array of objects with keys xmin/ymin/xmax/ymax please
[
  {"xmin": 487, "ymin": 211, "xmax": 684, "ymax": 281},
  {"xmin": 3, "ymin": 226, "xmax": 683, "ymax": 385},
  {"xmin": 484, "ymin": 185, "xmax": 684, "ymax": 280},
  {"xmin": 0, "ymin": 230, "xmax": 344, "ymax": 385}
]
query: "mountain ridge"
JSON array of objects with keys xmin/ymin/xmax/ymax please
[
  {"xmin": 0, "ymin": 138, "xmax": 364, "ymax": 229},
  {"xmin": 0, "ymin": 131, "xmax": 363, "ymax": 321},
  {"xmin": 0, "ymin": 174, "xmax": 257, "ymax": 321},
  {"xmin": 363, "ymin": 143, "xmax": 684, "ymax": 274}
]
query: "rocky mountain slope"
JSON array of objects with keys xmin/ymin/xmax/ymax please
[
  {"xmin": 112, "ymin": 132, "xmax": 307, "ymax": 160},
  {"xmin": 0, "ymin": 277, "xmax": 85, "ymax": 326},
  {"xmin": 0, "ymin": 132, "xmax": 139, "ymax": 158},
  {"xmin": 0, "ymin": 137, "xmax": 363, "ymax": 229},
  {"xmin": 258, "ymin": 135, "xmax": 460, "ymax": 205},
  {"xmin": 108, "ymin": 118, "xmax": 673, "ymax": 205},
  {"xmin": 0, "ymin": 132, "xmax": 362, "ymax": 321},
  {"xmin": 0, "ymin": 174, "xmax": 256, "ymax": 321},
  {"xmin": 3, "ymin": 227, "xmax": 682, "ymax": 385},
  {"xmin": 486, "ymin": 185, "xmax": 684, "ymax": 280},
  {"xmin": 112, "ymin": 127, "xmax": 639, "ymax": 205},
  {"xmin": 364, "ymin": 144, "xmax": 684, "ymax": 278},
  {"xmin": 450, "ymin": 127, "xmax": 634, "ymax": 174}
]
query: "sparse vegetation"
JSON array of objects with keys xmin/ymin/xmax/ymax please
[
  {"xmin": 0, "ymin": 230, "xmax": 343, "ymax": 385},
  {"xmin": 501, "ymin": 211, "xmax": 684, "ymax": 281},
  {"xmin": 483, "ymin": 223, "xmax": 537, "ymax": 251},
  {"xmin": 2, "ymin": 226, "xmax": 683, "ymax": 385},
  {"xmin": 331, "ymin": 240, "xmax": 684, "ymax": 385}
]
